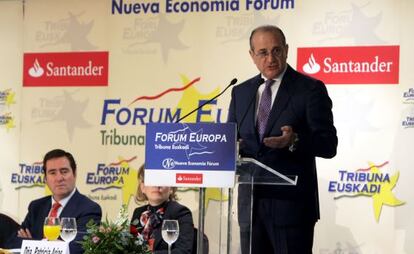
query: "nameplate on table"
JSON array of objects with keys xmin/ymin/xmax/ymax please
[{"xmin": 21, "ymin": 240, "xmax": 69, "ymax": 254}]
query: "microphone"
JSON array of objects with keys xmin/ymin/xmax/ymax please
[
  {"xmin": 236, "ymin": 78, "xmax": 264, "ymax": 137},
  {"xmin": 176, "ymin": 78, "xmax": 238, "ymax": 123}
]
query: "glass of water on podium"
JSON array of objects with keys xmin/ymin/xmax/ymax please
[{"xmin": 60, "ymin": 217, "xmax": 77, "ymax": 242}]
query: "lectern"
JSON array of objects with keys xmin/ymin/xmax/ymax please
[{"xmin": 226, "ymin": 157, "xmax": 298, "ymax": 254}]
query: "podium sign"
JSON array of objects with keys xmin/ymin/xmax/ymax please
[
  {"xmin": 145, "ymin": 122, "xmax": 237, "ymax": 187},
  {"xmin": 21, "ymin": 240, "xmax": 69, "ymax": 254}
]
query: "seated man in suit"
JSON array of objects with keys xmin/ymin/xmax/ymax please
[{"xmin": 5, "ymin": 149, "xmax": 102, "ymax": 254}]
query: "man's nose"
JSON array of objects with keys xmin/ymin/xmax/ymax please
[
  {"xmin": 267, "ymin": 53, "xmax": 277, "ymax": 61},
  {"xmin": 56, "ymin": 172, "xmax": 65, "ymax": 180}
]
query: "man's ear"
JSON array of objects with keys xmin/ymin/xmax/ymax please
[
  {"xmin": 285, "ymin": 44, "xmax": 289, "ymax": 58},
  {"xmin": 249, "ymin": 49, "xmax": 256, "ymax": 62},
  {"xmin": 249, "ymin": 49, "xmax": 254, "ymax": 57}
]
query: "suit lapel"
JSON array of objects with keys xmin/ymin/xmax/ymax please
[
  {"xmin": 60, "ymin": 190, "xmax": 79, "ymax": 218},
  {"xmin": 245, "ymin": 75, "xmax": 263, "ymax": 141},
  {"xmin": 43, "ymin": 200, "xmax": 52, "ymax": 217}
]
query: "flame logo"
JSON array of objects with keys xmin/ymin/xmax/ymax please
[
  {"xmin": 28, "ymin": 59, "xmax": 44, "ymax": 78},
  {"xmin": 302, "ymin": 54, "xmax": 321, "ymax": 74}
]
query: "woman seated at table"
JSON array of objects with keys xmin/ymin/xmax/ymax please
[{"xmin": 131, "ymin": 164, "xmax": 194, "ymax": 253}]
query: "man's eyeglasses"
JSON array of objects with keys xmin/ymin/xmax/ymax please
[{"xmin": 254, "ymin": 47, "xmax": 285, "ymax": 59}]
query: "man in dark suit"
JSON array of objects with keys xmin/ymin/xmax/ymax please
[
  {"xmin": 228, "ymin": 25, "xmax": 338, "ymax": 254},
  {"xmin": 5, "ymin": 149, "xmax": 102, "ymax": 254}
]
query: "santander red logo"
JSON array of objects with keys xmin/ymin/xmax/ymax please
[
  {"xmin": 23, "ymin": 51, "xmax": 109, "ymax": 87},
  {"xmin": 297, "ymin": 46, "xmax": 399, "ymax": 84},
  {"xmin": 176, "ymin": 173, "xmax": 203, "ymax": 184}
]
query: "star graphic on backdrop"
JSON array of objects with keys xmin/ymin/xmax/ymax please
[
  {"xmin": 112, "ymin": 156, "xmax": 138, "ymax": 206},
  {"xmin": 145, "ymin": 15, "xmax": 188, "ymax": 63},
  {"xmin": 204, "ymin": 188, "xmax": 228, "ymax": 209},
  {"xmin": 334, "ymin": 89, "xmax": 378, "ymax": 147},
  {"xmin": 175, "ymin": 74, "xmax": 220, "ymax": 123},
  {"xmin": 5, "ymin": 91, "xmax": 16, "ymax": 106},
  {"xmin": 362, "ymin": 162, "xmax": 405, "ymax": 222},
  {"xmin": 37, "ymin": 91, "xmax": 91, "ymax": 141},
  {"xmin": 222, "ymin": 12, "xmax": 280, "ymax": 44},
  {"xmin": 45, "ymin": 185, "xmax": 52, "ymax": 196},
  {"xmin": 41, "ymin": 12, "xmax": 97, "ymax": 50},
  {"xmin": 5, "ymin": 117, "xmax": 15, "ymax": 131},
  {"xmin": 338, "ymin": 3, "xmax": 384, "ymax": 44}
]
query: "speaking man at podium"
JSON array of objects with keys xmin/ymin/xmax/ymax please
[
  {"xmin": 5, "ymin": 149, "xmax": 102, "ymax": 254},
  {"xmin": 228, "ymin": 25, "xmax": 338, "ymax": 254}
]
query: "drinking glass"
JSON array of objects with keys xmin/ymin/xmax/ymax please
[
  {"xmin": 161, "ymin": 220, "xmax": 179, "ymax": 254},
  {"xmin": 60, "ymin": 217, "xmax": 77, "ymax": 242},
  {"xmin": 43, "ymin": 217, "xmax": 61, "ymax": 241}
]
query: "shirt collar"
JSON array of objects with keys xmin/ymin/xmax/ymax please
[
  {"xmin": 261, "ymin": 64, "xmax": 288, "ymax": 84},
  {"xmin": 51, "ymin": 187, "xmax": 76, "ymax": 209}
]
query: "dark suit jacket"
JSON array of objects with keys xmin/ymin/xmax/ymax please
[
  {"xmin": 0, "ymin": 214, "xmax": 19, "ymax": 248},
  {"xmin": 131, "ymin": 201, "xmax": 194, "ymax": 254},
  {"xmin": 5, "ymin": 189, "xmax": 102, "ymax": 254},
  {"xmin": 228, "ymin": 65, "xmax": 337, "ymax": 226}
]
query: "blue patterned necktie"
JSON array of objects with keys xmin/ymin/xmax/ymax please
[{"xmin": 257, "ymin": 79, "xmax": 274, "ymax": 141}]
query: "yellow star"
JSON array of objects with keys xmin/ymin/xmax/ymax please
[
  {"xmin": 5, "ymin": 91, "xmax": 16, "ymax": 106},
  {"xmin": 175, "ymin": 74, "xmax": 220, "ymax": 123},
  {"xmin": 45, "ymin": 185, "xmax": 52, "ymax": 196},
  {"xmin": 5, "ymin": 117, "xmax": 15, "ymax": 131},
  {"xmin": 365, "ymin": 162, "xmax": 405, "ymax": 222},
  {"xmin": 204, "ymin": 188, "xmax": 228, "ymax": 209},
  {"xmin": 116, "ymin": 156, "xmax": 138, "ymax": 206}
]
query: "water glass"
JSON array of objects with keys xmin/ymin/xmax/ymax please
[{"xmin": 60, "ymin": 217, "xmax": 77, "ymax": 242}]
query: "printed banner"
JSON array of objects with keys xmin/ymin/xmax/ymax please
[
  {"xmin": 297, "ymin": 46, "xmax": 399, "ymax": 84},
  {"xmin": 23, "ymin": 51, "xmax": 109, "ymax": 87},
  {"xmin": 145, "ymin": 122, "xmax": 237, "ymax": 187}
]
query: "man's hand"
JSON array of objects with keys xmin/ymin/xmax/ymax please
[
  {"xmin": 263, "ymin": 126, "xmax": 297, "ymax": 149},
  {"xmin": 17, "ymin": 228, "xmax": 32, "ymax": 239}
]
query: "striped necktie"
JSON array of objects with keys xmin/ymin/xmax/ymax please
[
  {"xmin": 49, "ymin": 202, "xmax": 61, "ymax": 218},
  {"xmin": 256, "ymin": 79, "xmax": 274, "ymax": 141}
]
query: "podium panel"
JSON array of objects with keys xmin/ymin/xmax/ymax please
[
  {"xmin": 227, "ymin": 157, "xmax": 298, "ymax": 254},
  {"xmin": 183, "ymin": 157, "xmax": 297, "ymax": 254}
]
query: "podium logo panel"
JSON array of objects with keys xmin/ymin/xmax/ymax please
[{"xmin": 145, "ymin": 122, "xmax": 236, "ymax": 187}]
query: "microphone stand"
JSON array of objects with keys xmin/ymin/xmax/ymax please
[{"xmin": 236, "ymin": 78, "xmax": 263, "ymax": 138}]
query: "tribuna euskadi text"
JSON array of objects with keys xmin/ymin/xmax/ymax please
[
  {"xmin": 328, "ymin": 170, "xmax": 391, "ymax": 194},
  {"xmin": 111, "ymin": 0, "xmax": 295, "ymax": 14}
]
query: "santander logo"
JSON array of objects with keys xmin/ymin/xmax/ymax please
[
  {"xmin": 302, "ymin": 54, "xmax": 320, "ymax": 74},
  {"xmin": 176, "ymin": 173, "xmax": 203, "ymax": 184},
  {"xmin": 23, "ymin": 51, "xmax": 109, "ymax": 87},
  {"xmin": 28, "ymin": 59, "xmax": 44, "ymax": 78},
  {"xmin": 297, "ymin": 46, "xmax": 399, "ymax": 84}
]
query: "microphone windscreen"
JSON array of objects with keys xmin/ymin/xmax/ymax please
[{"xmin": 230, "ymin": 78, "xmax": 238, "ymax": 86}]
